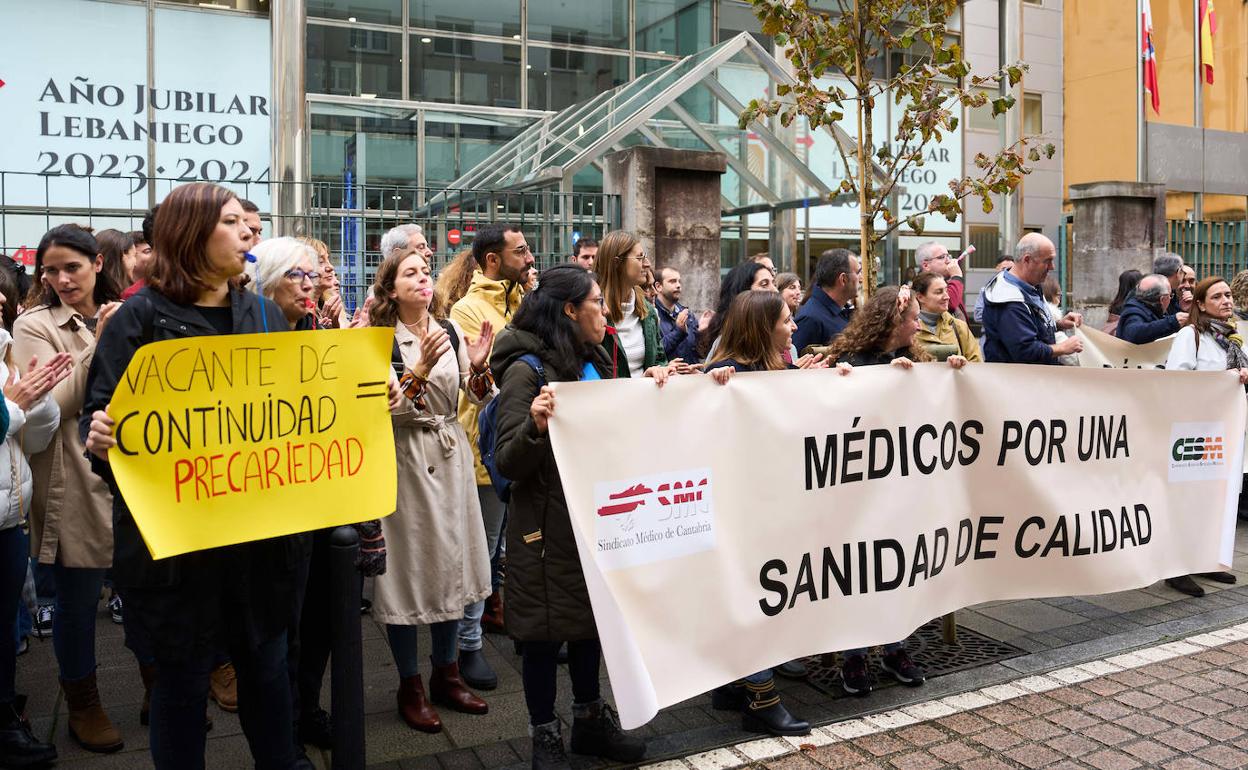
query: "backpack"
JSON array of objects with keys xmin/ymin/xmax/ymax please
[
  {"xmin": 390, "ymin": 320, "xmax": 459, "ymax": 378},
  {"xmin": 477, "ymin": 353, "xmax": 545, "ymax": 503}
]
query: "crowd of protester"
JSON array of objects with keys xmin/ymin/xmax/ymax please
[{"xmin": 0, "ymin": 181, "xmax": 1245, "ymax": 770}]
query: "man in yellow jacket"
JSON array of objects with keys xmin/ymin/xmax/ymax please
[{"xmin": 451, "ymin": 223, "xmax": 531, "ymax": 690}]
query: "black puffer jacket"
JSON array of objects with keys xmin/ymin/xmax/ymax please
[{"xmin": 491, "ymin": 327, "xmax": 621, "ymax": 641}]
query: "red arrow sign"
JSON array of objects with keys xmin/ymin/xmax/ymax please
[
  {"xmin": 796, "ymin": 134, "xmax": 814, "ymax": 149},
  {"xmin": 0, "ymin": 79, "xmax": 6, "ymax": 89}
]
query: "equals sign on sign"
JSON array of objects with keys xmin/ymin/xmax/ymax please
[{"xmin": 356, "ymin": 380, "xmax": 387, "ymax": 399}]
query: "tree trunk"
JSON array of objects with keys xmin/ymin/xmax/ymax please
[{"xmin": 855, "ymin": 0, "xmax": 877, "ymax": 297}]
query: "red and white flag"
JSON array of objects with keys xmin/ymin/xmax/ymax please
[{"xmin": 1142, "ymin": 0, "xmax": 1161, "ymax": 113}]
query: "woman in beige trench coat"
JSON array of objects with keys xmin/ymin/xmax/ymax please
[
  {"xmin": 12, "ymin": 224, "xmax": 124, "ymax": 753},
  {"xmin": 369, "ymin": 231, "xmax": 495, "ymax": 735}
]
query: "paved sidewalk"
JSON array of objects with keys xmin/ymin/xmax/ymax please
[
  {"xmin": 15, "ymin": 523, "xmax": 1248, "ymax": 768},
  {"xmin": 664, "ymin": 626, "xmax": 1248, "ymax": 770}
]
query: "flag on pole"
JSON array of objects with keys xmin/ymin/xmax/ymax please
[
  {"xmin": 1142, "ymin": 0, "xmax": 1161, "ymax": 113},
  {"xmin": 1200, "ymin": 0, "xmax": 1217, "ymax": 84}
]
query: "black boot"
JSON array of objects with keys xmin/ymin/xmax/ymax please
[
  {"xmin": 0, "ymin": 697, "xmax": 57, "ymax": 767},
  {"xmin": 570, "ymin": 700, "xmax": 646, "ymax": 762},
  {"xmin": 531, "ymin": 719, "xmax": 569, "ymax": 770},
  {"xmin": 1167, "ymin": 575, "xmax": 1205, "ymax": 597},
  {"xmin": 741, "ymin": 678, "xmax": 810, "ymax": 737},
  {"xmin": 458, "ymin": 648, "xmax": 498, "ymax": 690}
]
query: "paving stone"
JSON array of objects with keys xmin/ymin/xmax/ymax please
[
  {"xmin": 854, "ymin": 733, "xmax": 908, "ymax": 758},
  {"xmin": 886, "ymin": 752, "xmax": 944, "ymax": 770},
  {"xmin": 1082, "ymin": 722, "xmax": 1135, "ymax": 747},
  {"xmin": 1083, "ymin": 748, "xmax": 1142, "ymax": 770},
  {"xmin": 1121, "ymin": 738, "xmax": 1178, "ymax": 764},
  {"xmin": 805, "ymin": 743, "xmax": 869, "ymax": 769},
  {"xmin": 934, "ymin": 712, "xmax": 990, "ymax": 736},
  {"xmin": 968, "ymin": 726, "xmax": 1024, "ymax": 751},
  {"xmin": 1082, "ymin": 700, "xmax": 1132, "ymax": 721},
  {"xmin": 927, "ymin": 741, "xmax": 983, "ymax": 764},
  {"xmin": 1154, "ymin": 727, "xmax": 1212, "ymax": 752},
  {"xmin": 1194, "ymin": 744, "xmax": 1248, "ymax": 770},
  {"xmin": 1003, "ymin": 743, "xmax": 1065, "ymax": 769},
  {"xmin": 1113, "ymin": 690, "xmax": 1162, "ymax": 709},
  {"xmin": 1187, "ymin": 716, "xmax": 1244, "ymax": 742},
  {"xmin": 687, "ymin": 748, "xmax": 747, "ymax": 770},
  {"xmin": 1008, "ymin": 717, "xmax": 1066, "ymax": 741},
  {"xmin": 1112, "ymin": 712, "xmax": 1169, "ymax": 736},
  {"xmin": 893, "ymin": 724, "xmax": 944, "ymax": 748},
  {"xmin": 1046, "ymin": 708, "xmax": 1100, "ymax": 731},
  {"xmin": 1046, "ymin": 733, "xmax": 1100, "ymax": 758},
  {"xmin": 737, "ymin": 738, "xmax": 791, "ymax": 761}
]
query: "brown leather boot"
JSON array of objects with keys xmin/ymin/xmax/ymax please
[
  {"xmin": 397, "ymin": 675, "xmax": 442, "ymax": 733},
  {"xmin": 209, "ymin": 662, "xmax": 238, "ymax": 713},
  {"xmin": 429, "ymin": 661, "xmax": 488, "ymax": 715},
  {"xmin": 481, "ymin": 592, "xmax": 506, "ymax": 634},
  {"xmin": 138, "ymin": 663, "xmax": 157, "ymax": 726},
  {"xmin": 61, "ymin": 672, "xmax": 123, "ymax": 753}
]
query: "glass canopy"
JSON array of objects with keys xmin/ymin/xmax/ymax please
[{"xmin": 434, "ymin": 32, "xmax": 890, "ymax": 216}]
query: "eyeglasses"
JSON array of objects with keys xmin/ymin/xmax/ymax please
[
  {"xmin": 285, "ymin": 269, "xmax": 320, "ymax": 283},
  {"xmin": 585, "ymin": 296, "xmax": 605, "ymax": 308}
]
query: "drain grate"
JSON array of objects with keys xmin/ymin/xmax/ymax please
[{"xmin": 801, "ymin": 618, "xmax": 1025, "ymax": 698}]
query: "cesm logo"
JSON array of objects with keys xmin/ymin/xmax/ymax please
[
  {"xmin": 1168, "ymin": 422, "xmax": 1228, "ymax": 482},
  {"xmin": 592, "ymin": 468, "xmax": 715, "ymax": 571}
]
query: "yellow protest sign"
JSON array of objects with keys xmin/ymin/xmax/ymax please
[{"xmin": 107, "ymin": 327, "xmax": 397, "ymax": 559}]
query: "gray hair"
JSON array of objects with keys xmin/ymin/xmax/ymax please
[
  {"xmin": 1152, "ymin": 252, "xmax": 1182, "ymax": 277},
  {"xmin": 1135, "ymin": 273, "xmax": 1171, "ymax": 303},
  {"xmin": 915, "ymin": 241, "xmax": 945, "ymax": 265},
  {"xmin": 1015, "ymin": 232, "xmax": 1053, "ymax": 262},
  {"xmin": 249, "ymin": 237, "xmax": 318, "ymax": 299},
  {"xmin": 380, "ymin": 224, "xmax": 424, "ymax": 259}
]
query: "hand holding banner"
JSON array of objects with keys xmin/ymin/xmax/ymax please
[
  {"xmin": 548, "ymin": 365, "xmax": 1246, "ymax": 728},
  {"xmin": 107, "ymin": 327, "xmax": 397, "ymax": 559}
]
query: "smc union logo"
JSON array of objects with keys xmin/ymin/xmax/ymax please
[
  {"xmin": 593, "ymin": 468, "xmax": 715, "ymax": 572},
  {"xmin": 1168, "ymin": 422, "xmax": 1229, "ymax": 482}
]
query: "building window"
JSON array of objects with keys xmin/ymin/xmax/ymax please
[
  {"xmin": 1023, "ymin": 92, "xmax": 1043, "ymax": 134},
  {"xmin": 636, "ymin": 0, "xmax": 711, "ymax": 56},
  {"xmin": 528, "ymin": 0, "xmax": 628, "ymax": 50},
  {"xmin": 410, "ymin": 35, "xmax": 521, "ymax": 107},
  {"xmin": 308, "ymin": 0, "xmax": 402, "ymax": 25},
  {"xmin": 968, "ymin": 224, "xmax": 1000, "ymax": 267},
  {"xmin": 527, "ymin": 46, "xmax": 629, "ymax": 111},
  {"xmin": 718, "ymin": 0, "xmax": 771, "ymax": 48},
  {"xmin": 307, "ymin": 24, "xmax": 403, "ymax": 99},
  {"xmin": 408, "ymin": 0, "xmax": 520, "ymax": 39}
]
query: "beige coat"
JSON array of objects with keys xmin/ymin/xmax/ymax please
[
  {"xmin": 373, "ymin": 317, "xmax": 493, "ymax": 625},
  {"xmin": 12, "ymin": 304, "xmax": 114, "ymax": 567}
]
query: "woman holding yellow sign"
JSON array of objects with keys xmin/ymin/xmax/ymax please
[
  {"xmin": 369, "ymin": 228, "xmax": 497, "ymax": 734},
  {"xmin": 81, "ymin": 183, "xmax": 312, "ymax": 770}
]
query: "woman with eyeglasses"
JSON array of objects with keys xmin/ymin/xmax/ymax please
[
  {"xmin": 250, "ymin": 237, "xmax": 322, "ymax": 331},
  {"xmin": 594, "ymin": 230, "xmax": 670, "ymax": 378},
  {"xmin": 491, "ymin": 264, "xmax": 650, "ymax": 768}
]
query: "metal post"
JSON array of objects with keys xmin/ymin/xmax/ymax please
[
  {"xmin": 1193, "ymin": 0, "xmax": 1204, "ymax": 221},
  {"xmin": 329, "ymin": 526, "xmax": 364, "ymax": 770},
  {"xmin": 998, "ymin": 0, "xmax": 1022, "ymax": 253},
  {"xmin": 1136, "ymin": 0, "xmax": 1146, "ymax": 182},
  {"xmin": 272, "ymin": 0, "xmax": 308, "ymax": 235},
  {"xmin": 146, "ymin": 0, "xmax": 157, "ymax": 209}
]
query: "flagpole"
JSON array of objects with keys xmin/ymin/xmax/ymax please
[
  {"xmin": 1194, "ymin": 0, "xmax": 1204, "ymax": 219},
  {"xmin": 1137, "ymin": 0, "xmax": 1145, "ymax": 182}
]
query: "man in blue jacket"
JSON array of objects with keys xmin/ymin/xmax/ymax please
[
  {"xmin": 652, "ymin": 266, "xmax": 705, "ymax": 362},
  {"xmin": 793, "ymin": 249, "xmax": 859, "ymax": 354},
  {"xmin": 982, "ymin": 233, "xmax": 1083, "ymax": 364},
  {"xmin": 1116, "ymin": 273, "xmax": 1186, "ymax": 344}
]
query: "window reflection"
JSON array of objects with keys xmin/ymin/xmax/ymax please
[
  {"xmin": 307, "ymin": 24, "xmax": 402, "ymax": 99},
  {"xmin": 409, "ymin": 0, "xmax": 520, "ymax": 38},
  {"xmin": 636, "ymin": 0, "xmax": 710, "ymax": 55},
  {"xmin": 307, "ymin": 0, "xmax": 401, "ymax": 25},
  {"xmin": 410, "ymin": 35, "xmax": 521, "ymax": 107},
  {"xmin": 528, "ymin": 0, "xmax": 628, "ymax": 49},
  {"xmin": 527, "ymin": 47, "xmax": 628, "ymax": 111}
]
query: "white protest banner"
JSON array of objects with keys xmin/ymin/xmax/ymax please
[
  {"xmin": 547, "ymin": 364, "xmax": 1245, "ymax": 728},
  {"xmin": 1074, "ymin": 326, "xmax": 1173, "ymax": 369}
]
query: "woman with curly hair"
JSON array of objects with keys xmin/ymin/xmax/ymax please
[{"xmin": 826, "ymin": 285, "xmax": 969, "ymax": 370}]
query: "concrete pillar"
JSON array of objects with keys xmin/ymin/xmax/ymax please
[
  {"xmin": 603, "ymin": 147, "xmax": 726, "ymax": 313},
  {"xmin": 271, "ymin": 0, "xmax": 307, "ymax": 235},
  {"xmin": 1068, "ymin": 181, "xmax": 1167, "ymax": 327}
]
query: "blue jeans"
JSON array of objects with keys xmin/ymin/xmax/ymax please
[
  {"xmin": 150, "ymin": 630, "xmax": 297, "ymax": 770},
  {"xmin": 458, "ymin": 486, "xmax": 507, "ymax": 652},
  {"xmin": 51, "ymin": 562, "xmax": 105, "ymax": 682},
  {"xmin": 387, "ymin": 620, "xmax": 458, "ymax": 677},
  {"xmin": 843, "ymin": 641, "xmax": 904, "ymax": 660},
  {"xmin": 0, "ymin": 527, "xmax": 28, "ymax": 704}
]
